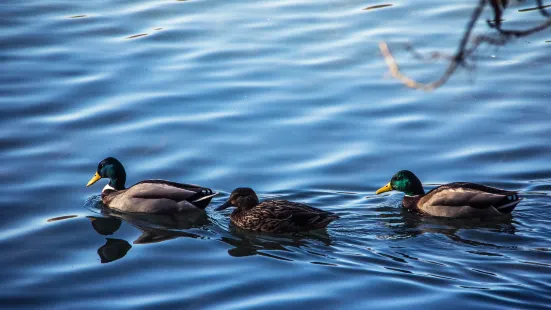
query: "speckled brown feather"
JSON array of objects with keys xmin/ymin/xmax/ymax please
[{"xmin": 230, "ymin": 199, "xmax": 339, "ymax": 233}]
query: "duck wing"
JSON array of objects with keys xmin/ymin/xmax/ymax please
[
  {"xmin": 253, "ymin": 200, "xmax": 339, "ymax": 232},
  {"xmin": 125, "ymin": 180, "xmax": 217, "ymax": 209},
  {"xmin": 419, "ymin": 182, "xmax": 521, "ymax": 217}
]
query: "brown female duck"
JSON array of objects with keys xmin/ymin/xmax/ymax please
[
  {"xmin": 86, "ymin": 157, "xmax": 216, "ymax": 214},
  {"xmin": 375, "ymin": 170, "xmax": 522, "ymax": 218},
  {"xmin": 216, "ymin": 188, "xmax": 339, "ymax": 233}
]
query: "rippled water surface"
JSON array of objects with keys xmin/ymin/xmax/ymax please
[{"xmin": 1, "ymin": 0, "xmax": 551, "ymax": 309}]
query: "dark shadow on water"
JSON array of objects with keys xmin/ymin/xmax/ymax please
[
  {"xmin": 97, "ymin": 238, "xmax": 132, "ymax": 264},
  {"xmin": 99, "ymin": 207, "xmax": 211, "ymax": 235},
  {"xmin": 219, "ymin": 224, "xmax": 333, "ymax": 261},
  {"xmin": 80, "ymin": 196, "xmax": 213, "ymax": 262},
  {"xmin": 377, "ymin": 204, "xmax": 517, "ymax": 247},
  {"xmin": 87, "ymin": 216, "xmax": 121, "ymax": 235}
]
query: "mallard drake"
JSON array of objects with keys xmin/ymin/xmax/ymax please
[
  {"xmin": 86, "ymin": 157, "xmax": 217, "ymax": 214},
  {"xmin": 375, "ymin": 170, "xmax": 521, "ymax": 218},
  {"xmin": 216, "ymin": 187, "xmax": 339, "ymax": 233}
]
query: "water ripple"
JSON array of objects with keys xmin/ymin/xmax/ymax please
[{"xmin": 1, "ymin": 0, "xmax": 551, "ymax": 309}]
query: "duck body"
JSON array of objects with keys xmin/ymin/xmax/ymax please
[
  {"xmin": 217, "ymin": 188, "xmax": 339, "ymax": 233},
  {"xmin": 87, "ymin": 157, "xmax": 216, "ymax": 214},
  {"xmin": 402, "ymin": 182, "xmax": 521, "ymax": 218},
  {"xmin": 230, "ymin": 199, "xmax": 339, "ymax": 233},
  {"xmin": 377, "ymin": 171, "xmax": 521, "ymax": 218},
  {"xmin": 102, "ymin": 180, "xmax": 215, "ymax": 214}
]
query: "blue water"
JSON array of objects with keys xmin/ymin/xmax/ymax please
[{"xmin": 1, "ymin": 0, "xmax": 551, "ymax": 309}]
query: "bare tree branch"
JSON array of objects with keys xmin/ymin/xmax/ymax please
[
  {"xmin": 379, "ymin": 42, "xmax": 458, "ymax": 91},
  {"xmin": 379, "ymin": 0, "xmax": 551, "ymax": 91},
  {"xmin": 536, "ymin": 0, "xmax": 550, "ymax": 17}
]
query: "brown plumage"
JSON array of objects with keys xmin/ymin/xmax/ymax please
[{"xmin": 216, "ymin": 188, "xmax": 339, "ymax": 233}]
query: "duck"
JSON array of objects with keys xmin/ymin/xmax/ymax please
[
  {"xmin": 216, "ymin": 187, "xmax": 339, "ymax": 233},
  {"xmin": 375, "ymin": 170, "xmax": 521, "ymax": 218},
  {"xmin": 86, "ymin": 157, "xmax": 217, "ymax": 214}
]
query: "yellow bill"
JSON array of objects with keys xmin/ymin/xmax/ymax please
[
  {"xmin": 376, "ymin": 182, "xmax": 393, "ymax": 195},
  {"xmin": 86, "ymin": 172, "xmax": 101, "ymax": 187}
]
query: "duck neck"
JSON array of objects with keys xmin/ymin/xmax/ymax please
[
  {"xmin": 402, "ymin": 195, "xmax": 421, "ymax": 211},
  {"xmin": 404, "ymin": 187, "xmax": 425, "ymax": 196},
  {"xmin": 230, "ymin": 207, "xmax": 248, "ymax": 224},
  {"xmin": 237, "ymin": 196, "xmax": 259, "ymax": 211},
  {"xmin": 108, "ymin": 177, "xmax": 125, "ymax": 191}
]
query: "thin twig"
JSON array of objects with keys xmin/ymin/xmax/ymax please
[
  {"xmin": 379, "ymin": 0, "xmax": 551, "ymax": 91},
  {"xmin": 379, "ymin": 42, "xmax": 457, "ymax": 91},
  {"xmin": 379, "ymin": 0, "xmax": 486, "ymax": 91},
  {"xmin": 404, "ymin": 43, "xmax": 455, "ymax": 62},
  {"xmin": 496, "ymin": 17, "xmax": 551, "ymax": 36},
  {"xmin": 536, "ymin": 0, "xmax": 550, "ymax": 16}
]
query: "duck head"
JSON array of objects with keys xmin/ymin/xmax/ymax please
[
  {"xmin": 86, "ymin": 157, "xmax": 127, "ymax": 191},
  {"xmin": 216, "ymin": 187, "xmax": 259, "ymax": 211},
  {"xmin": 376, "ymin": 170, "xmax": 425, "ymax": 196}
]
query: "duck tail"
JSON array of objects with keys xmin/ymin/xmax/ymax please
[
  {"xmin": 191, "ymin": 191, "xmax": 219, "ymax": 209},
  {"xmin": 192, "ymin": 192, "xmax": 218, "ymax": 203},
  {"xmin": 326, "ymin": 214, "xmax": 340, "ymax": 222},
  {"xmin": 496, "ymin": 195, "xmax": 522, "ymax": 214},
  {"xmin": 314, "ymin": 213, "xmax": 339, "ymax": 228}
]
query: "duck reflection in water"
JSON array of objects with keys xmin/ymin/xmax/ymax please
[
  {"xmin": 376, "ymin": 203, "xmax": 517, "ymax": 247},
  {"xmin": 219, "ymin": 223, "xmax": 334, "ymax": 260},
  {"xmin": 85, "ymin": 202, "xmax": 212, "ymax": 263},
  {"xmin": 97, "ymin": 238, "xmax": 132, "ymax": 264},
  {"xmin": 91, "ymin": 206, "xmax": 210, "ymax": 239},
  {"xmin": 82, "ymin": 216, "xmax": 129, "ymax": 263}
]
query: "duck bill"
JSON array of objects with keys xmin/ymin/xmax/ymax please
[
  {"xmin": 86, "ymin": 172, "xmax": 102, "ymax": 187},
  {"xmin": 376, "ymin": 182, "xmax": 393, "ymax": 195},
  {"xmin": 215, "ymin": 200, "xmax": 233, "ymax": 211}
]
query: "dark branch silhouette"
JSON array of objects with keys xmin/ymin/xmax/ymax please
[{"xmin": 380, "ymin": 0, "xmax": 551, "ymax": 91}]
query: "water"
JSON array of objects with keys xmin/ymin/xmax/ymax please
[{"xmin": 1, "ymin": 0, "xmax": 551, "ymax": 308}]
